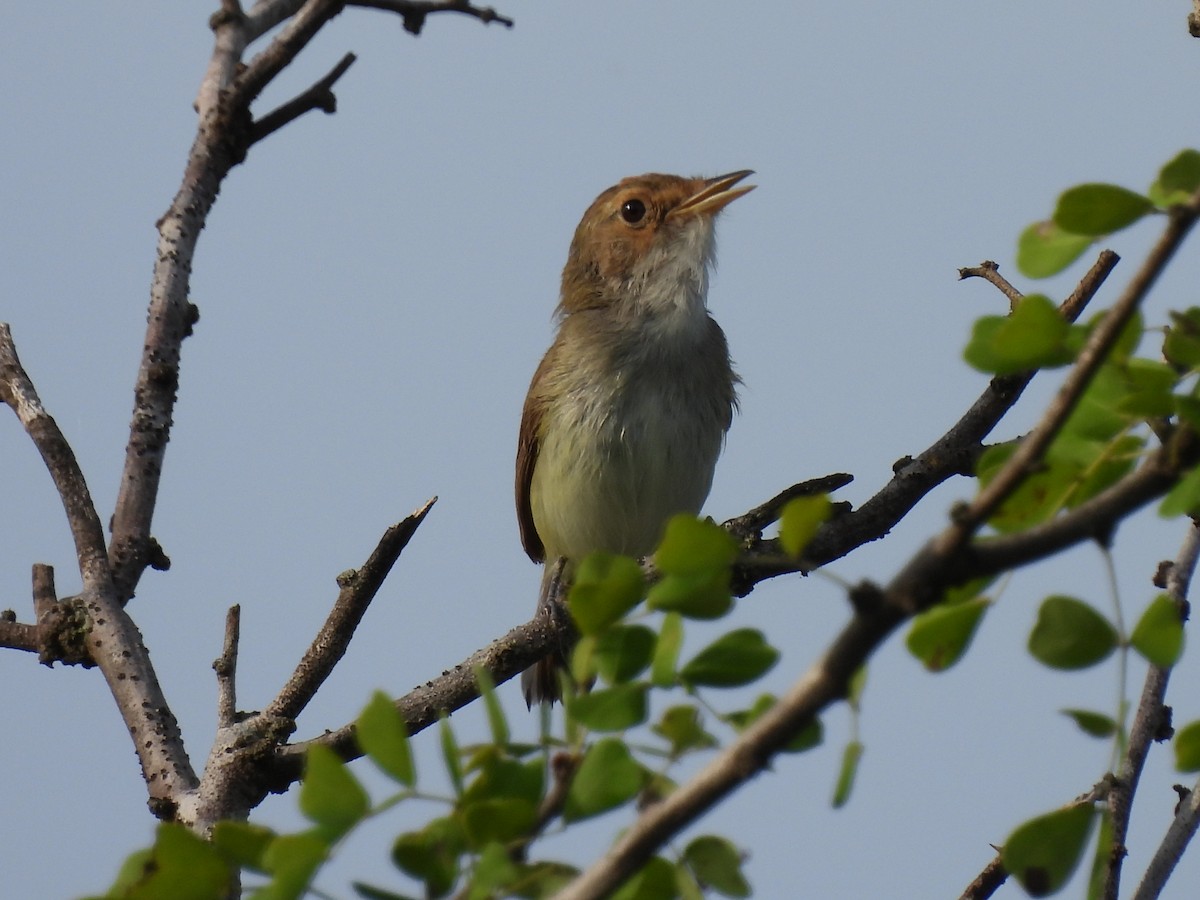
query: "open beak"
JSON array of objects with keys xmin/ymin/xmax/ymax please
[{"xmin": 670, "ymin": 169, "xmax": 756, "ymax": 218}]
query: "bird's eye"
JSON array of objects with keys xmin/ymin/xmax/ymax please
[{"xmin": 620, "ymin": 198, "xmax": 647, "ymax": 224}]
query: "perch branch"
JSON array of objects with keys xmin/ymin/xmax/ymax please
[{"xmin": 554, "ymin": 206, "xmax": 1198, "ymax": 899}]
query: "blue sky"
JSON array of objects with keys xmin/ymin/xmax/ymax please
[{"xmin": 3, "ymin": 3, "xmax": 1200, "ymax": 898}]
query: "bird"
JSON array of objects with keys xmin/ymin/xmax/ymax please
[{"xmin": 515, "ymin": 170, "xmax": 754, "ymax": 705}]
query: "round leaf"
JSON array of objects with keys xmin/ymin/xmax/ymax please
[
  {"xmin": 357, "ymin": 691, "xmax": 415, "ymax": 786},
  {"xmin": 563, "ymin": 738, "xmax": 644, "ymax": 822},
  {"xmin": 906, "ymin": 597, "xmax": 989, "ymax": 672},
  {"xmin": 1027, "ymin": 596, "xmax": 1117, "ymax": 670},
  {"xmin": 1001, "ymin": 805, "xmax": 1095, "ymax": 897},
  {"xmin": 594, "ymin": 624, "xmax": 656, "ymax": 684},
  {"xmin": 1061, "ymin": 708, "xmax": 1118, "ymax": 739},
  {"xmin": 1174, "ymin": 720, "xmax": 1200, "ymax": 772},
  {"xmin": 1129, "ymin": 594, "xmax": 1185, "ymax": 668},
  {"xmin": 568, "ymin": 552, "xmax": 646, "ymax": 636},
  {"xmin": 778, "ymin": 494, "xmax": 831, "ymax": 558},
  {"xmin": 1016, "ymin": 220, "xmax": 1094, "ymax": 279},
  {"xmin": 654, "ymin": 515, "xmax": 738, "ymax": 575},
  {"xmin": 680, "ymin": 629, "xmax": 779, "ymax": 688},
  {"xmin": 1053, "ymin": 183, "xmax": 1153, "ymax": 236},
  {"xmin": 570, "ymin": 683, "xmax": 649, "ymax": 732},
  {"xmin": 683, "ymin": 835, "xmax": 751, "ymax": 898},
  {"xmin": 301, "ymin": 744, "xmax": 369, "ymax": 839}
]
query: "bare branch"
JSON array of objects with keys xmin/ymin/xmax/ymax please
[
  {"xmin": 265, "ymin": 498, "xmax": 437, "ymax": 722},
  {"xmin": 1, "ymin": 324, "xmax": 110, "ymax": 589},
  {"xmin": 215, "ymin": 605, "xmax": 243, "ymax": 729},
  {"xmin": 723, "ymin": 472, "xmax": 852, "ymax": 541},
  {"xmin": 1112, "ymin": 522, "xmax": 1200, "ymax": 899},
  {"xmin": 0, "ymin": 325, "xmax": 197, "ymax": 807},
  {"xmin": 249, "ymin": 52, "xmax": 357, "ymax": 145},
  {"xmin": 266, "ymin": 608, "xmax": 570, "ymax": 788},
  {"xmin": 959, "ymin": 259, "xmax": 1024, "ymax": 310},
  {"xmin": 350, "ymin": 0, "xmax": 514, "ymax": 34}
]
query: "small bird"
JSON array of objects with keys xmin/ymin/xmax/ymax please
[{"xmin": 514, "ymin": 170, "xmax": 754, "ymax": 705}]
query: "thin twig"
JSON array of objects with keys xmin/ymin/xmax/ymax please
[
  {"xmin": 264, "ymin": 498, "xmax": 437, "ymax": 722},
  {"xmin": 723, "ymin": 472, "xmax": 852, "ymax": 541},
  {"xmin": 959, "ymin": 259, "xmax": 1024, "ymax": 310},
  {"xmin": 249, "ymin": 52, "xmax": 357, "ymax": 145}
]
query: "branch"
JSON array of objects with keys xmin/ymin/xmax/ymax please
[
  {"xmin": 215, "ymin": 605, "xmax": 243, "ymax": 729},
  {"xmin": 1133, "ymin": 775, "xmax": 1200, "ymax": 899},
  {"xmin": 0, "ymin": 325, "xmax": 197, "ymax": 809},
  {"xmin": 959, "ymin": 259, "xmax": 1024, "ymax": 310},
  {"xmin": 1, "ymin": 324, "xmax": 110, "ymax": 589},
  {"xmin": 265, "ymin": 498, "xmax": 436, "ymax": 722},
  {"xmin": 1118, "ymin": 522, "xmax": 1200, "ymax": 899},
  {"xmin": 737, "ymin": 249, "xmax": 1119, "ymax": 589},
  {"xmin": 349, "ymin": 0, "xmax": 514, "ymax": 34},
  {"xmin": 265, "ymin": 608, "xmax": 570, "ymax": 789},
  {"xmin": 249, "ymin": 51, "xmax": 357, "ymax": 145}
]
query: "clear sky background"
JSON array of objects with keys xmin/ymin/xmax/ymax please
[{"xmin": 3, "ymin": 3, "xmax": 1200, "ymax": 898}]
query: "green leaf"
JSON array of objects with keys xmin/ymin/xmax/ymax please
[
  {"xmin": 831, "ymin": 741, "xmax": 863, "ymax": 808},
  {"xmin": 1129, "ymin": 594, "xmax": 1185, "ymax": 668},
  {"xmin": 1174, "ymin": 720, "xmax": 1200, "ymax": 772},
  {"xmin": 1054, "ymin": 183, "xmax": 1153, "ymax": 236},
  {"xmin": 114, "ymin": 823, "xmax": 232, "ymax": 900},
  {"xmin": 469, "ymin": 842, "xmax": 520, "ymax": 897},
  {"xmin": 1017, "ymin": 220, "xmax": 1095, "ymax": 279},
  {"xmin": 563, "ymin": 738, "xmax": 644, "ymax": 822},
  {"xmin": 655, "ymin": 515, "xmax": 739, "ymax": 574},
  {"xmin": 680, "ymin": 629, "xmax": 779, "ymax": 688},
  {"xmin": 461, "ymin": 755, "xmax": 544, "ymax": 807},
  {"xmin": 567, "ymin": 552, "xmax": 646, "ymax": 636},
  {"xmin": 906, "ymin": 597, "xmax": 990, "ymax": 672},
  {"xmin": 1086, "ymin": 809, "xmax": 1113, "ymax": 900},
  {"xmin": 653, "ymin": 705, "xmax": 718, "ymax": 757},
  {"xmin": 351, "ymin": 882, "xmax": 417, "ymax": 900},
  {"xmin": 683, "ymin": 836, "xmax": 751, "ymax": 898},
  {"xmin": 610, "ymin": 856, "xmax": 678, "ymax": 900},
  {"xmin": 440, "ymin": 717, "xmax": 463, "ymax": 797},
  {"xmin": 778, "ymin": 494, "xmax": 831, "ymax": 558},
  {"xmin": 1160, "ymin": 463, "xmax": 1200, "ymax": 517},
  {"xmin": 261, "ymin": 832, "xmax": 329, "ymax": 900},
  {"xmin": 357, "ymin": 691, "xmax": 415, "ymax": 786},
  {"xmin": 460, "ymin": 798, "xmax": 538, "ymax": 848},
  {"xmin": 1028, "ymin": 596, "xmax": 1117, "ymax": 670},
  {"xmin": 1150, "ymin": 149, "xmax": 1200, "ymax": 206},
  {"xmin": 1001, "ymin": 805, "xmax": 1095, "ymax": 897},
  {"xmin": 472, "ymin": 667, "xmax": 509, "ymax": 747},
  {"xmin": 300, "ymin": 744, "xmax": 369, "ymax": 840},
  {"xmin": 1164, "ymin": 308, "xmax": 1200, "ymax": 370},
  {"xmin": 594, "ymin": 624, "xmax": 656, "ymax": 684},
  {"xmin": 212, "ymin": 821, "xmax": 275, "ymax": 872},
  {"xmin": 392, "ymin": 818, "xmax": 463, "ymax": 898},
  {"xmin": 727, "ymin": 694, "xmax": 822, "ymax": 753},
  {"xmin": 570, "ymin": 683, "xmax": 649, "ymax": 732},
  {"xmin": 1176, "ymin": 394, "xmax": 1200, "ymax": 431},
  {"xmin": 1116, "ymin": 359, "xmax": 1177, "ymax": 418},
  {"xmin": 964, "ymin": 294, "xmax": 1073, "ymax": 376},
  {"xmin": 1061, "ymin": 709, "xmax": 1118, "ymax": 739},
  {"xmin": 650, "ymin": 612, "xmax": 684, "ymax": 687},
  {"xmin": 646, "ymin": 571, "xmax": 733, "ymax": 619}
]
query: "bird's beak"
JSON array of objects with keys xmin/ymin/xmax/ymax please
[{"xmin": 670, "ymin": 170, "xmax": 756, "ymax": 219}]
